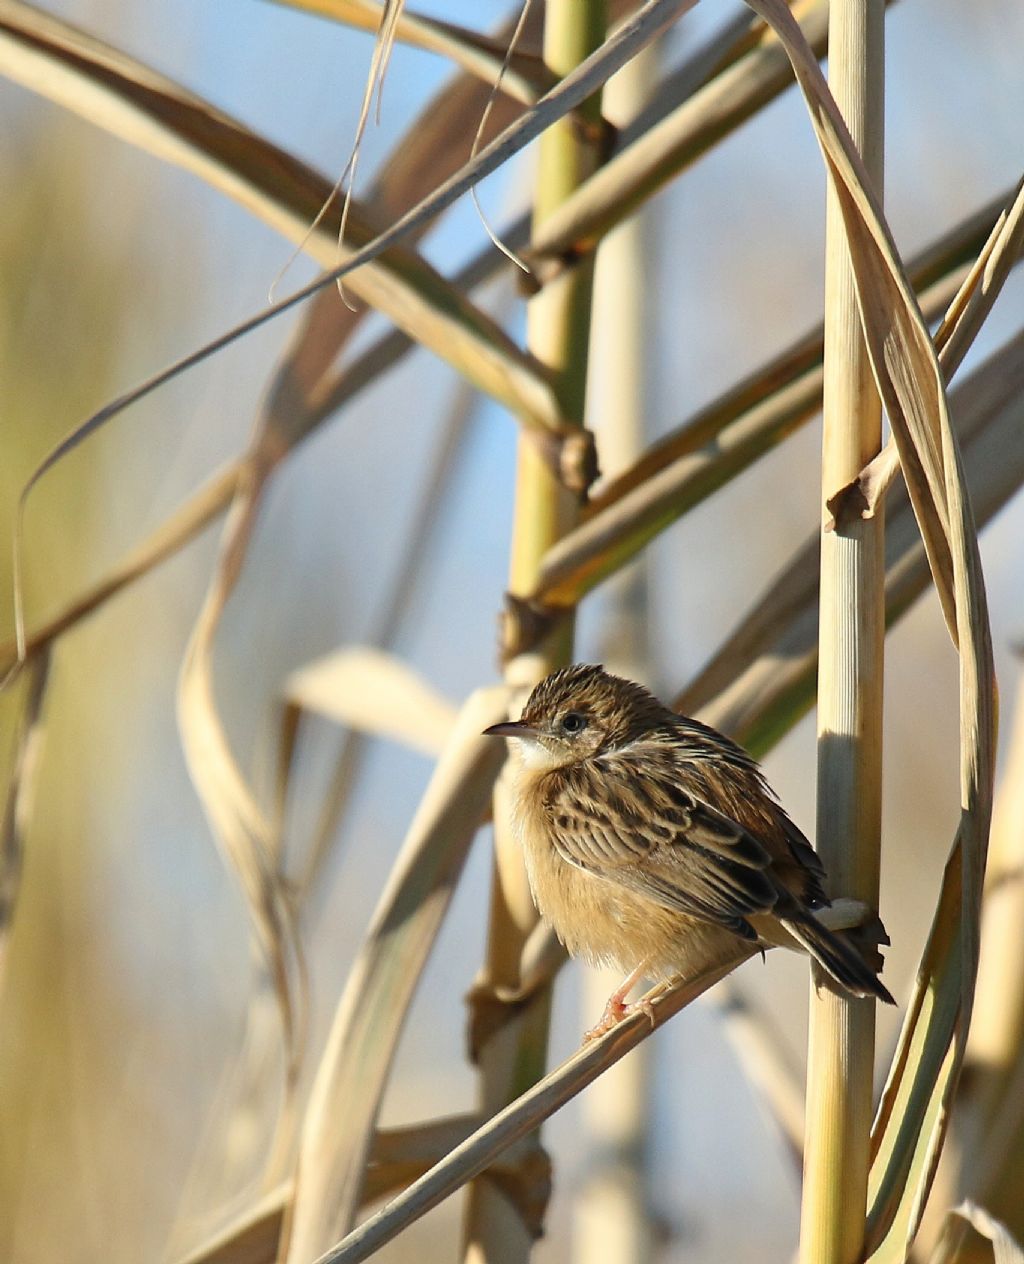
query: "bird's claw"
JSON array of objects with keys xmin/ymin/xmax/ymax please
[{"xmin": 583, "ymin": 993, "xmax": 656, "ymax": 1043}]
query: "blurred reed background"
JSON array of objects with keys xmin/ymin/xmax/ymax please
[{"xmin": 0, "ymin": 1, "xmax": 1022, "ymax": 1262}]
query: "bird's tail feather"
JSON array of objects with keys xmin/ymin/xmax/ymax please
[{"xmin": 782, "ymin": 913, "xmax": 895, "ymax": 1005}]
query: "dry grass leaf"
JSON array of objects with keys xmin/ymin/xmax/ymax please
[
  {"xmin": 285, "ymin": 648, "xmax": 457, "ymax": 757},
  {"xmin": 289, "ymin": 0, "xmax": 407, "ymax": 312},
  {"xmin": 748, "ymin": 0, "xmax": 954, "ymax": 630},
  {"xmin": 280, "ymin": 684, "xmax": 511, "ymax": 1264},
  {"xmin": 0, "ymin": 649, "xmax": 49, "ymax": 985},
  {"xmin": 945, "ymin": 675, "xmax": 1024, "ymax": 1230},
  {"xmin": 260, "ymin": 6, "xmax": 537, "ymax": 459},
  {"xmin": 177, "ymin": 463, "xmax": 306, "ymax": 1082},
  {"xmin": 838, "ymin": 176, "xmax": 1024, "ymax": 525},
  {"xmin": 931, "ymin": 176, "xmax": 1024, "ymax": 384},
  {"xmin": 937, "ymin": 1204, "xmax": 1024, "ymax": 1264}
]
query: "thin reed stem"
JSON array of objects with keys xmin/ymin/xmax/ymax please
[{"xmin": 800, "ymin": 2, "xmax": 886, "ymax": 1261}]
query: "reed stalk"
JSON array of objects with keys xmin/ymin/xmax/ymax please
[
  {"xmin": 799, "ymin": 2, "xmax": 886, "ymax": 1262},
  {"xmin": 462, "ymin": 3, "xmax": 606, "ymax": 1261},
  {"xmin": 574, "ymin": 42, "xmax": 654, "ymax": 1264}
]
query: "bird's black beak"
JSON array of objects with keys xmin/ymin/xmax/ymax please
[{"xmin": 482, "ymin": 720, "xmax": 538, "ymax": 740}]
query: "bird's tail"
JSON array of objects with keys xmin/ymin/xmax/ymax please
[{"xmin": 782, "ymin": 912, "xmax": 896, "ymax": 1005}]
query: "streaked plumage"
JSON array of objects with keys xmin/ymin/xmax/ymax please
[{"xmin": 484, "ymin": 664, "xmax": 893, "ymax": 1034}]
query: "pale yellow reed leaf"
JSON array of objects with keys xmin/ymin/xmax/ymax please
[
  {"xmin": 286, "ymin": 648, "xmax": 457, "ymax": 757},
  {"xmin": 177, "ymin": 464, "xmax": 306, "ymax": 1083},
  {"xmin": 845, "ymin": 175, "xmax": 1024, "ymax": 523},
  {"xmin": 263, "ymin": 3, "xmax": 534, "ymax": 437},
  {"xmin": 745, "ymin": 0, "xmax": 958, "ymax": 630},
  {"xmin": 278, "ymin": 0, "xmax": 406, "ymax": 310},
  {"xmin": 942, "ymin": 1204, "xmax": 1024, "ymax": 1264}
]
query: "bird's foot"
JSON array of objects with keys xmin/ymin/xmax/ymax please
[{"xmin": 583, "ymin": 992, "xmax": 656, "ymax": 1043}]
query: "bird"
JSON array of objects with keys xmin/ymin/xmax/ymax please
[{"xmin": 483, "ymin": 663, "xmax": 894, "ymax": 1038}]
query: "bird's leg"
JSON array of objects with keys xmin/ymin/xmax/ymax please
[{"xmin": 584, "ymin": 961, "xmax": 653, "ymax": 1042}]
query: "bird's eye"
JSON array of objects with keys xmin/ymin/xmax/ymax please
[{"xmin": 560, "ymin": 711, "xmax": 588, "ymax": 734}]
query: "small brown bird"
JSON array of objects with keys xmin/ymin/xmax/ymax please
[{"xmin": 484, "ymin": 664, "xmax": 894, "ymax": 1036}]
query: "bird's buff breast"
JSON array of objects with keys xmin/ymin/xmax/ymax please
[{"xmin": 509, "ymin": 769, "xmax": 734, "ymax": 980}]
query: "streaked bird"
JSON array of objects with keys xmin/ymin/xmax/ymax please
[{"xmin": 484, "ymin": 664, "xmax": 894, "ymax": 1037}]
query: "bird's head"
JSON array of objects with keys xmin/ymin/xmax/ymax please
[{"xmin": 483, "ymin": 664, "xmax": 670, "ymax": 770}]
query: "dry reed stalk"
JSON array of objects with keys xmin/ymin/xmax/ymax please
[
  {"xmin": 463, "ymin": 3, "xmax": 606, "ymax": 1260},
  {"xmin": 573, "ymin": 42, "xmax": 654, "ymax": 1264},
  {"xmin": 800, "ymin": 2, "xmax": 886, "ymax": 1262}
]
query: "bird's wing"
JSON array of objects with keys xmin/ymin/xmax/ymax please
[
  {"xmin": 544, "ymin": 760, "xmax": 780, "ymax": 940},
  {"xmin": 778, "ymin": 813, "xmax": 828, "ymax": 899}
]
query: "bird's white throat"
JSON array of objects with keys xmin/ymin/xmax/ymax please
[{"xmin": 510, "ymin": 736, "xmax": 565, "ymax": 773}]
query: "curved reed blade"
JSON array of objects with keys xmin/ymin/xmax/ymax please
[
  {"xmin": 945, "ymin": 676, "xmax": 1024, "ymax": 1242},
  {"xmin": 932, "ymin": 1203, "xmax": 1024, "ymax": 1264},
  {"xmin": 280, "ymin": 685, "xmax": 511, "ymax": 1264},
  {"xmin": 258, "ymin": 6, "xmax": 535, "ymax": 458},
  {"xmin": 286, "ymin": 648, "xmax": 457, "ymax": 758},
  {"xmin": 177, "ymin": 462, "xmax": 306, "ymax": 1083},
  {"xmin": 845, "ymin": 176, "xmax": 1024, "ymax": 522}
]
